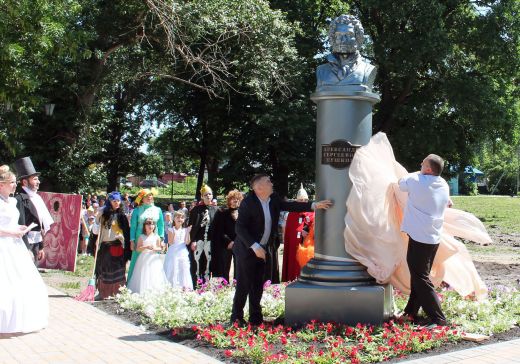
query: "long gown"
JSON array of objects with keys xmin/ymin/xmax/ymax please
[
  {"xmin": 344, "ymin": 133, "xmax": 489, "ymax": 300},
  {"xmin": 281, "ymin": 212, "xmax": 313, "ymax": 282},
  {"xmin": 127, "ymin": 233, "xmax": 169, "ymax": 294},
  {"xmin": 164, "ymin": 226, "xmax": 193, "ymax": 290},
  {"xmin": 0, "ymin": 197, "xmax": 49, "ymax": 333},
  {"xmin": 127, "ymin": 204, "xmax": 164, "ymax": 282}
]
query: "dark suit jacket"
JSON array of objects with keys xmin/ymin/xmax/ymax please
[
  {"xmin": 234, "ymin": 192, "xmax": 313, "ymax": 253},
  {"xmin": 233, "ymin": 192, "xmax": 313, "ymax": 282},
  {"xmin": 15, "ymin": 191, "xmax": 43, "ymax": 249}
]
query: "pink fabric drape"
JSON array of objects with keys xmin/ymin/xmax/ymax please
[{"xmin": 344, "ymin": 133, "xmax": 488, "ymax": 300}]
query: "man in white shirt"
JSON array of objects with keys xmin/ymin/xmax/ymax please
[{"xmin": 398, "ymin": 154, "xmax": 452, "ymax": 327}]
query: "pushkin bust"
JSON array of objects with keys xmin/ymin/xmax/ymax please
[{"xmin": 316, "ymin": 15, "xmax": 376, "ymax": 92}]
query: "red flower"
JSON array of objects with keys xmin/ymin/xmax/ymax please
[{"xmin": 224, "ymin": 349, "xmax": 233, "ymax": 357}]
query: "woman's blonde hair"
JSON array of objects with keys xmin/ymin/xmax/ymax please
[
  {"xmin": 226, "ymin": 189, "xmax": 243, "ymax": 207},
  {"xmin": 0, "ymin": 165, "xmax": 16, "ymax": 182}
]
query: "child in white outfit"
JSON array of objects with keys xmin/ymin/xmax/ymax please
[
  {"xmin": 164, "ymin": 211, "xmax": 193, "ymax": 289},
  {"xmin": 127, "ymin": 218, "xmax": 168, "ymax": 294}
]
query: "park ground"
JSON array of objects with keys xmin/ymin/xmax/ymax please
[{"xmin": 36, "ymin": 195, "xmax": 519, "ymax": 362}]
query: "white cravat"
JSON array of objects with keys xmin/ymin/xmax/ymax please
[{"xmin": 22, "ymin": 186, "xmax": 54, "ymax": 232}]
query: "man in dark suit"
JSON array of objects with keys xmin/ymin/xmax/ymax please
[
  {"xmin": 188, "ymin": 184, "xmax": 218, "ymax": 287},
  {"xmin": 230, "ymin": 174, "xmax": 332, "ymax": 326},
  {"xmin": 14, "ymin": 157, "xmax": 54, "ymax": 265}
]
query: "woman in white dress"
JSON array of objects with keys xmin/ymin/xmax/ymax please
[
  {"xmin": 0, "ymin": 165, "xmax": 48, "ymax": 334},
  {"xmin": 164, "ymin": 211, "xmax": 193, "ymax": 289},
  {"xmin": 127, "ymin": 218, "xmax": 168, "ymax": 294}
]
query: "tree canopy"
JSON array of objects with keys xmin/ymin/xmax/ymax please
[{"xmin": 1, "ymin": 0, "xmax": 518, "ymax": 196}]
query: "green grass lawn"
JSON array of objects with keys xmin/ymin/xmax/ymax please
[{"xmin": 452, "ymin": 195, "xmax": 520, "ymax": 234}]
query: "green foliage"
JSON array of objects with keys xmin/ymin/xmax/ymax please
[
  {"xmin": 476, "ymin": 140, "xmax": 520, "ymax": 195},
  {"xmin": 1, "ymin": 0, "xmax": 518, "ymax": 198},
  {"xmin": 348, "ymin": 0, "xmax": 520, "ymax": 172}
]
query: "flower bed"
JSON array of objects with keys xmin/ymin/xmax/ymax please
[{"xmin": 115, "ymin": 279, "xmax": 520, "ymax": 363}]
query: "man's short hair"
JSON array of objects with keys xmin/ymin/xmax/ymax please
[
  {"xmin": 425, "ymin": 154, "xmax": 444, "ymax": 176},
  {"xmin": 250, "ymin": 173, "xmax": 270, "ymax": 189}
]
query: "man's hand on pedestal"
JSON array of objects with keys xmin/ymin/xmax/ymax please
[{"xmin": 314, "ymin": 200, "xmax": 333, "ymax": 210}]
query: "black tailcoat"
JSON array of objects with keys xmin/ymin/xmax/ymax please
[{"xmin": 15, "ymin": 190, "xmax": 43, "ymax": 249}]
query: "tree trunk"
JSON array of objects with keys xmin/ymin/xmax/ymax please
[
  {"xmin": 269, "ymin": 148, "xmax": 289, "ymax": 198},
  {"xmin": 195, "ymin": 152, "xmax": 207, "ymax": 201},
  {"xmin": 206, "ymin": 156, "xmax": 219, "ymax": 199}
]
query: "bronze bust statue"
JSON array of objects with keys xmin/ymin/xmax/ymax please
[{"xmin": 316, "ymin": 15, "xmax": 376, "ymax": 92}]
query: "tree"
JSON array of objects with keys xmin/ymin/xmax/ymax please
[{"xmin": 348, "ymin": 0, "xmax": 519, "ymax": 171}]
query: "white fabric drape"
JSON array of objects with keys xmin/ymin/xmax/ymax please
[{"xmin": 344, "ymin": 133, "xmax": 488, "ymax": 300}]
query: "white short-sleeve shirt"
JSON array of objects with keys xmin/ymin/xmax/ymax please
[{"xmin": 399, "ymin": 172, "xmax": 450, "ymax": 244}]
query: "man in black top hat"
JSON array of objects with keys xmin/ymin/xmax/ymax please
[{"xmin": 14, "ymin": 157, "xmax": 54, "ymax": 265}]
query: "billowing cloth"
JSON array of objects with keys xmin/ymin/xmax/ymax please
[{"xmin": 344, "ymin": 133, "xmax": 489, "ymax": 300}]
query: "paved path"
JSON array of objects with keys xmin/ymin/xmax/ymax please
[
  {"xmin": 0, "ymin": 286, "xmax": 222, "ymax": 364},
  {"xmin": 2, "ymin": 286, "xmax": 519, "ymax": 364},
  {"xmin": 401, "ymin": 337, "xmax": 520, "ymax": 363}
]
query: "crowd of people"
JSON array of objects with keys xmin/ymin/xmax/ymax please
[
  {"xmin": 2, "ymin": 149, "xmax": 484, "ymax": 333},
  {"xmin": 76, "ymin": 182, "xmax": 319, "ymax": 300}
]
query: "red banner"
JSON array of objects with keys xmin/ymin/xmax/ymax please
[{"xmin": 39, "ymin": 192, "xmax": 82, "ymax": 272}]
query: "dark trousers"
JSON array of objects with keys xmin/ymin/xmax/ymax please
[
  {"xmin": 404, "ymin": 237, "xmax": 446, "ymax": 324},
  {"xmin": 28, "ymin": 243, "xmax": 41, "ymax": 267},
  {"xmin": 231, "ymin": 249, "xmax": 266, "ymax": 325},
  {"xmin": 221, "ymin": 249, "xmax": 234, "ymax": 284}
]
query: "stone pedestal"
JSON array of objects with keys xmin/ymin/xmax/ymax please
[{"xmin": 285, "ymin": 87, "xmax": 393, "ymax": 326}]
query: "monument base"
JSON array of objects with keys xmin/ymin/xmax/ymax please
[{"xmin": 284, "ymin": 281, "xmax": 393, "ymax": 326}]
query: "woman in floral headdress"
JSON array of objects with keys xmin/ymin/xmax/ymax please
[
  {"xmin": 126, "ymin": 188, "xmax": 164, "ymax": 283},
  {"xmin": 94, "ymin": 191, "xmax": 130, "ymax": 299}
]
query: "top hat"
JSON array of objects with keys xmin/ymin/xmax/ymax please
[{"xmin": 14, "ymin": 157, "xmax": 40, "ymax": 180}]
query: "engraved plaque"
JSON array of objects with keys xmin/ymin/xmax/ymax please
[{"xmin": 321, "ymin": 140, "xmax": 360, "ymax": 169}]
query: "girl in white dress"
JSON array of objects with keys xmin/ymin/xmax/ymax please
[
  {"xmin": 126, "ymin": 218, "xmax": 168, "ymax": 294},
  {"xmin": 164, "ymin": 211, "xmax": 193, "ymax": 289},
  {"xmin": 0, "ymin": 165, "xmax": 48, "ymax": 334}
]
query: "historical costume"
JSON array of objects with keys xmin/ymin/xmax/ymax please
[
  {"xmin": 188, "ymin": 184, "xmax": 218, "ymax": 286},
  {"xmin": 295, "ymin": 214, "xmax": 315, "ymax": 269},
  {"xmin": 94, "ymin": 192, "xmax": 130, "ymax": 299},
  {"xmin": 164, "ymin": 222, "xmax": 193, "ymax": 290},
  {"xmin": 14, "ymin": 157, "xmax": 53, "ymax": 265},
  {"xmin": 127, "ymin": 229, "xmax": 168, "ymax": 294},
  {"xmin": 0, "ymin": 165, "xmax": 48, "ymax": 333},
  {"xmin": 344, "ymin": 133, "xmax": 488, "ymax": 300},
  {"xmin": 281, "ymin": 184, "xmax": 314, "ymax": 282},
  {"xmin": 127, "ymin": 189, "xmax": 164, "ymax": 282},
  {"xmin": 212, "ymin": 190, "xmax": 243, "ymax": 283}
]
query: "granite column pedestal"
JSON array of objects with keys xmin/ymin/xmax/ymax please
[{"xmin": 285, "ymin": 87, "xmax": 393, "ymax": 326}]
